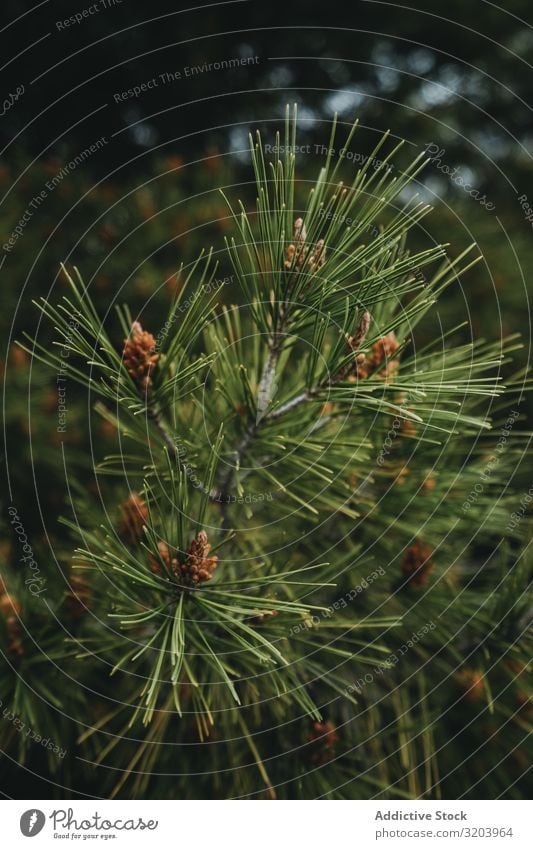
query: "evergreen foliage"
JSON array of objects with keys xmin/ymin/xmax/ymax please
[{"xmin": 3, "ymin": 107, "xmax": 531, "ymax": 800}]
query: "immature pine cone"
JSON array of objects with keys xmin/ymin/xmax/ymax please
[
  {"xmin": 0, "ymin": 588, "xmax": 23, "ymax": 657},
  {"xmin": 457, "ymin": 668, "xmax": 485, "ymax": 702},
  {"xmin": 284, "ymin": 217, "xmax": 307, "ymax": 270},
  {"xmin": 346, "ymin": 329, "xmax": 400, "ymax": 382},
  {"xmin": 284, "ymin": 218, "xmax": 326, "ymax": 275},
  {"xmin": 123, "ymin": 321, "xmax": 159, "ymax": 394},
  {"xmin": 119, "ymin": 492, "xmax": 149, "ymax": 544},
  {"xmin": 348, "ymin": 311, "xmax": 371, "ymax": 352},
  {"xmin": 338, "ymin": 311, "xmax": 370, "ymax": 380},
  {"xmin": 402, "ymin": 540, "xmax": 434, "ymax": 588},
  {"xmin": 307, "ymin": 238, "xmax": 326, "ymax": 272},
  {"xmin": 65, "ymin": 571, "xmax": 91, "ymax": 619},
  {"xmin": 148, "ymin": 541, "xmax": 172, "ymax": 576},
  {"xmin": 308, "ymin": 720, "xmax": 339, "ymax": 764},
  {"xmin": 148, "ymin": 531, "xmax": 218, "ymax": 591},
  {"xmin": 181, "ymin": 531, "xmax": 218, "ymax": 587}
]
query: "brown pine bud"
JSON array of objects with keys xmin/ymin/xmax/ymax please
[
  {"xmin": 248, "ymin": 609, "xmax": 279, "ymax": 625},
  {"xmin": 371, "ymin": 331, "xmax": 400, "ymax": 381},
  {"xmin": 148, "ymin": 541, "xmax": 171, "ymax": 576},
  {"xmin": 7, "ymin": 637, "xmax": 23, "ymax": 657},
  {"xmin": 123, "ymin": 321, "xmax": 159, "ymax": 395},
  {"xmin": 0, "ymin": 591, "xmax": 23, "ymax": 657},
  {"xmin": 400, "ymin": 418, "xmax": 418, "ymax": 438},
  {"xmin": 65, "ymin": 571, "xmax": 91, "ymax": 619},
  {"xmin": 515, "ymin": 691, "xmax": 533, "ymax": 716},
  {"xmin": 339, "ymin": 312, "xmax": 371, "ymax": 380},
  {"xmin": 345, "ymin": 324, "xmax": 400, "ymax": 383},
  {"xmin": 402, "ymin": 540, "xmax": 433, "ymax": 588},
  {"xmin": 284, "ymin": 217, "xmax": 309, "ymax": 270},
  {"xmin": 308, "ymin": 239, "xmax": 326, "ymax": 272},
  {"xmin": 505, "ymin": 659, "xmax": 525, "ymax": 675},
  {"xmin": 348, "ymin": 311, "xmax": 371, "ymax": 353},
  {"xmin": 308, "ymin": 720, "xmax": 339, "ymax": 764},
  {"xmin": 119, "ymin": 492, "xmax": 149, "ymax": 545},
  {"xmin": 9, "ymin": 344, "xmax": 28, "ymax": 369},
  {"xmin": 284, "ymin": 243, "xmax": 296, "ymax": 270},
  {"xmin": 99, "ymin": 418, "xmax": 117, "ymax": 438},
  {"xmin": 147, "ymin": 532, "xmax": 218, "ymax": 590},
  {"xmin": 394, "ymin": 463, "xmax": 410, "ymax": 486},
  {"xmin": 457, "ymin": 668, "xmax": 485, "ymax": 702},
  {"xmin": 182, "ymin": 531, "xmax": 218, "ymax": 586},
  {"xmin": 0, "ymin": 591, "xmax": 21, "ymax": 618},
  {"xmin": 293, "ymin": 217, "xmax": 306, "ymax": 244}
]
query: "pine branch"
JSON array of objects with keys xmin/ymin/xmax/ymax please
[
  {"xmin": 218, "ymin": 326, "xmax": 287, "ymax": 520},
  {"xmin": 268, "ymin": 388, "xmax": 313, "ymax": 420},
  {"xmin": 256, "ymin": 333, "xmax": 284, "ymax": 423},
  {"xmin": 219, "ymin": 308, "xmax": 372, "ymax": 501},
  {"xmin": 19, "ymin": 107, "xmax": 531, "ymax": 802}
]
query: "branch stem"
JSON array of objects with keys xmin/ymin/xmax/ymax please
[
  {"xmin": 256, "ymin": 337, "xmax": 282, "ymax": 423},
  {"xmin": 268, "ymin": 389, "xmax": 313, "ymax": 420}
]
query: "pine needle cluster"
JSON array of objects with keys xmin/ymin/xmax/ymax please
[{"xmin": 9, "ymin": 106, "xmax": 531, "ymax": 800}]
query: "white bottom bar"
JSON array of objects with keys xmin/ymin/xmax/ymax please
[{"xmin": 3, "ymin": 800, "xmax": 530, "ymax": 848}]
